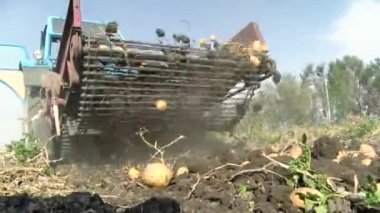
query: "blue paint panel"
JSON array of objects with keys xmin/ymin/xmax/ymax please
[{"xmin": 22, "ymin": 15, "xmax": 125, "ymax": 72}]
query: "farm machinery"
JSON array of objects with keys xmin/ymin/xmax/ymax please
[{"xmin": 20, "ymin": 0, "xmax": 281, "ymax": 162}]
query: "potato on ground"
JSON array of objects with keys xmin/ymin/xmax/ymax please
[
  {"xmin": 176, "ymin": 166, "xmax": 189, "ymax": 177},
  {"xmin": 359, "ymin": 144, "xmax": 377, "ymax": 159},
  {"xmin": 141, "ymin": 162, "xmax": 173, "ymax": 187},
  {"xmin": 128, "ymin": 167, "xmax": 140, "ymax": 180},
  {"xmin": 289, "ymin": 187, "xmax": 323, "ymax": 209}
]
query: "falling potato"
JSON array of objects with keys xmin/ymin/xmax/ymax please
[
  {"xmin": 359, "ymin": 144, "xmax": 377, "ymax": 159},
  {"xmin": 141, "ymin": 162, "xmax": 173, "ymax": 187},
  {"xmin": 128, "ymin": 167, "xmax": 140, "ymax": 180},
  {"xmin": 210, "ymin": 34, "xmax": 217, "ymax": 41},
  {"xmin": 176, "ymin": 166, "xmax": 189, "ymax": 177},
  {"xmin": 199, "ymin": 38, "xmax": 206, "ymax": 47},
  {"xmin": 155, "ymin": 99, "xmax": 167, "ymax": 111},
  {"xmin": 289, "ymin": 187, "xmax": 323, "ymax": 209}
]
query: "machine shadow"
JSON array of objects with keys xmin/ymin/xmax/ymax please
[
  {"xmin": 0, "ymin": 192, "xmax": 181, "ymax": 213},
  {"xmin": 61, "ymin": 121, "xmax": 215, "ymax": 166}
]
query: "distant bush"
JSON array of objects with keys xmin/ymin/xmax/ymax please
[{"xmin": 5, "ymin": 134, "xmax": 41, "ymax": 164}]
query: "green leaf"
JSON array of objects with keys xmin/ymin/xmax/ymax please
[
  {"xmin": 239, "ymin": 184, "xmax": 248, "ymax": 193},
  {"xmin": 314, "ymin": 205, "xmax": 328, "ymax": 213},
  {"xmin": 301, "ymin": 133, "xmax": 307, "ymax": 144},
  {"xmin": 303, "ymin": 175, "xmax": 317, "ymax": 188},
  {"xmin": 374, "ymin": 191, "xmax": 380, "ymax": 201},
  {"xmin": 304, "ymin": 198, "xmax": 315, "ymax": 212}
]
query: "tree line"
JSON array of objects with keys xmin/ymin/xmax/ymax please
[{"xmin": 243, "ymin": 55, "xmax": 380, "ymax": 129}]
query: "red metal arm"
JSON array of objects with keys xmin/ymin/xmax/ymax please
[{"xmin": 54, "ymin": 0, "xmax": 82, "ymax": 88}]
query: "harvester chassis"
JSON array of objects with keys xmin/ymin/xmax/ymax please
[{"xmin": 36, "ymin": 0, "xmax": 279, "ymax": 162}]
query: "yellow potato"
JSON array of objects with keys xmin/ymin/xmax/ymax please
[
  {"xmin": 287, "ymin": 144, "xmax": 303, "ymax": 159},
  {"xmin": 335, "ymin": 150, "xmax": 350, "ymax": 163},
  {"xmin": 249, "ymin": 55, "xmax": 261, "ymax": 66},
  {"xmin": 289, "ymin": 187, "xmax": 323, "ymax": 209},
  {"xmin": 155, "ymin": 99, "xmax": 167, "ymax": 111},
  {"xmin": 261, "ymin": 44, "xmax": 269, "ymax": 52},
  {"xmin": 361, "ymin": 158, "xmax": 372, "ymax": 166},
  {"xmin": 128, "ymin": 167, "xmax": 140, "ymax": 180},
  {"xmin": 176, "ymin": 166, "xmax": 189, "ymax": 177},
  {"xmin": 359, "ymin": 144, "xmax": 377, "ymax": 159},
  {"xmin": 199, "ymin": 38, "xmax": 206, "ymax": 46},
  {"xmin": 252, "ymin": 40, "xmax": 262, "ymax": 52},
  {"xmin": 141, "ymin": 162, "xmax": 173, "ymax": 187},
  {"xmin": 210, "ymin": 34, "xmax": 217, "ymax": 41}
]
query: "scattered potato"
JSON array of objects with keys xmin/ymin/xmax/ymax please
[
  {"xmin": 287, "ymin": 144, "xmax": 303, "ymax": 159},
  {"xmin": 289, "ymin": 187, "xmax": 323, "ymax": 209},
  {"xmin": 336, "ymin": 150, "xmax": 347, "ymax": 160},
  {"xmin": 128, "ymin": 167, "xmax": 140, "ymax": 180},
  {"xmin": 141, "ymin": 162, "xmax": 173, "ymax": 187},
  {"xmin": 155, "ymin": 99, "xmax": 167, "ymax": 111},
  {"xmin": 359, "ymin": 144, "xmax": 377, "ymax": 159},
  {"xmin": 176, "ymin": 166, "xmax": 189, "ymax": 177},
  {"xmin": 361, "ymin": 158, "xmax": 372, "ymax": 166}
]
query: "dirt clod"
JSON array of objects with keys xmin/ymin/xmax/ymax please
[{"xmin": 312, "ymin": 135, "xmax": 343, "ymax": 159}]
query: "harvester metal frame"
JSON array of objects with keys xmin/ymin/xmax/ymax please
[{"xmin": 21, "ymin": 0, "xmax": 280, "ymax": 163}]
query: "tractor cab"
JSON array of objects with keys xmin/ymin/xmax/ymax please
[{"xmin": 27, "ymin": 16, "xmax": 124, "ymax": 70}]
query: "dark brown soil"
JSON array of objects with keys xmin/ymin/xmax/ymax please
[
  {"xmin": 1, "ymin": 135, "xmax": 379, "ymax": 212},
  {"xmin": 312, "ymin": 135, "xmax": 343, "ymax": 160}
]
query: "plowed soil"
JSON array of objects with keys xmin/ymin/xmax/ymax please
[{"xmin": 1, "ymin": 134, "xmax": 379, "ymax": 213}]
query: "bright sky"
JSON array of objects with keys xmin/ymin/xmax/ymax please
[{"xmin": 1, "ymin": 0, "xmax": 380, "ymax": 144}]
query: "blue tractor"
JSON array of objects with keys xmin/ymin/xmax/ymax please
[
  {"xmin": 20, "ymin": 15, "xmax": 126, "ymax": 160},
  {"xmin": 21, "ymin": 0, "xmax": 280, "ymax": 163}
]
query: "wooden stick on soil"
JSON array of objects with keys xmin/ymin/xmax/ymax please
[
  {"xmin": 261, "ymin": 152, "xmax": 314, "ymax": 178},
  {"xmin": 187, "ymin": 173, "xmax": 201, "ymax": 199},
  {"xmin": 186, "ymin": 161, "xmax": 250, "ymax": 199},
  {"xmin": 229, "ymin": 162, "xmax": 287, "ymax": 181},
  {"xmin": 203, "ymin": 161, "xmax": 250, "ymax": 178},
  {"xmin": 353, "ymin": 175, "xmax": 358, "ymax": 194}
]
